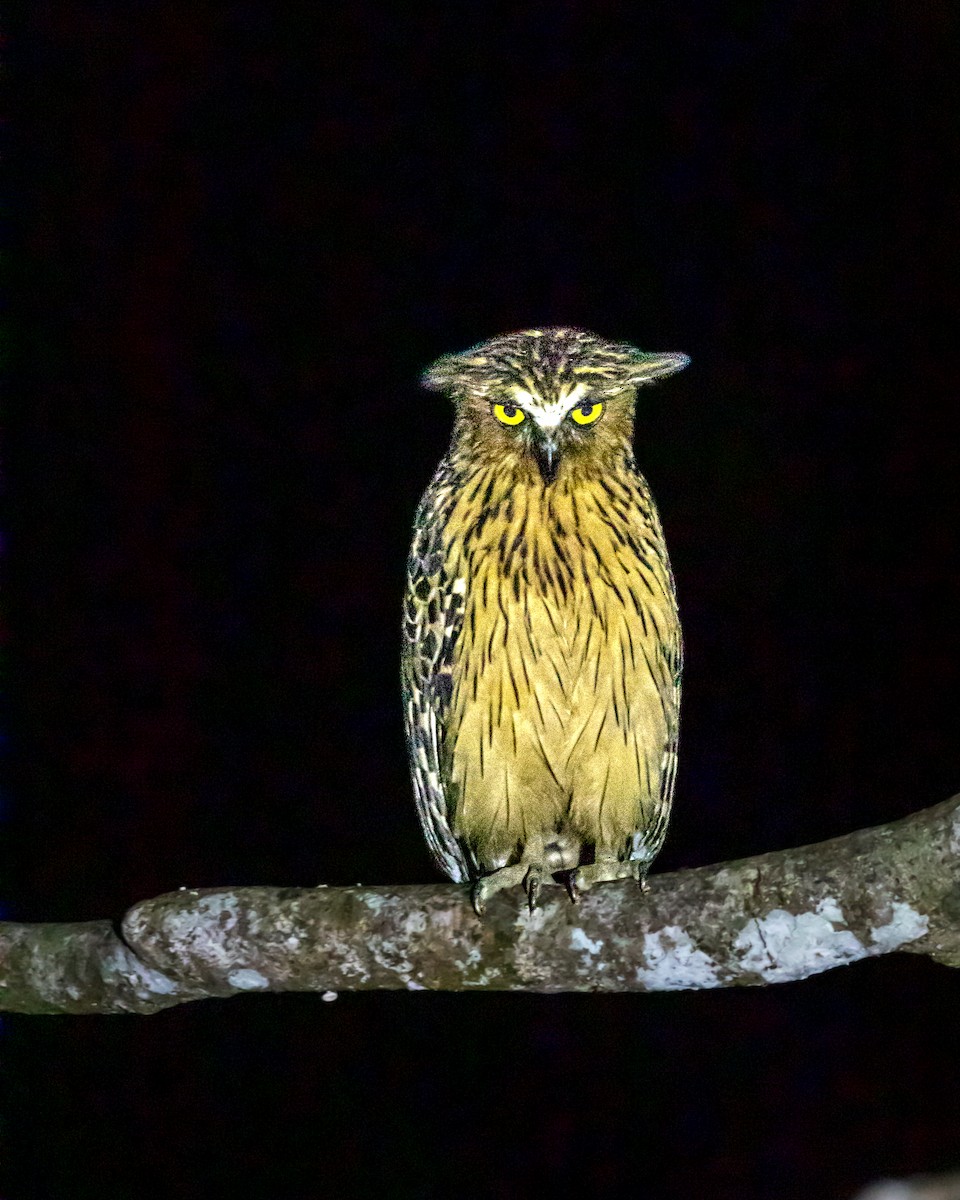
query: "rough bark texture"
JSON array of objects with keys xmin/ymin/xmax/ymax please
[{"xmin": 3, "ymin": 794, "xmax": 959, "ymax": 1013}]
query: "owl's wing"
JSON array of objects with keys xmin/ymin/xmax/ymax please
[
  {"xmin": 657, "ymin": 628, "xmax": 683, "ymax": 819},
  {"xmin": 401, "ymin": 484, "xmax": 470, "ymax": 883},
  {"xmin": 626, "ymin": 608, "xmax": 683, "ymax": 867},
  {"xmin": 627, "ymin": 464, "xmax": 684, "ymax": 862}
]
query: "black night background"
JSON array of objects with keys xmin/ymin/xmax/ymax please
[{"xmin": 6, "ymin": 5, "xmax": 960, "ymax": 1197}]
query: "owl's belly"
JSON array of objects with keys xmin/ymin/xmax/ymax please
[{"xmin": 446, "ymin": 580, "xmax": 672, "ymax": 871}]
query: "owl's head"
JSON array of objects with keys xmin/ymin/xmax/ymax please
[{"xmin": 422, "ymin": 327, "xmax": 688, "ymax": 482}]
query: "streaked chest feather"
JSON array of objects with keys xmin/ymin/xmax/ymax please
[
  {"xmin": 437, "ymin": 463, "xmax": 680, "ymax": 857},
  {"xmin": 443, "ymin": 464, "xmax": 677, "ymax": 674}
]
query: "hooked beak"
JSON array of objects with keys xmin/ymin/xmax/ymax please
[{"xmin": 534, "ymin": 435, "xmax": 560, "ymax": 483}]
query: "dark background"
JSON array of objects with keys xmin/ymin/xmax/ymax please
[{"xmin": 7, "ymin": 4, "xmax": 960, "ymax": 1197}]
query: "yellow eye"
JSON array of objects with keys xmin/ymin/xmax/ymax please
[
  {"xmin": 493, "ymin": 403, "xmax": 526, "ymax": 426},
  {"xmin": 570, "ymin": 401, "xmax": 603, "ymax": 426}
]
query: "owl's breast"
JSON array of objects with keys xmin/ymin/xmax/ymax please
[{"xmin": 439, "ymin": 467, "xmax": 680, "ymax": 863}]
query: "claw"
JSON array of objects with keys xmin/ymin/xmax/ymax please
[
  {"xmin": 563, "ymin": 872, "xmax": 580, "ymax": 904},
  {"xmin": 471, "ymin": 885, "xmax": 486, "ymax": 917},
  {"xmin": 524, "ymin": 865, "xmax": 543, "ymax": 912}
]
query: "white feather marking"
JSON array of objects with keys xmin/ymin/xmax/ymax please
[{"xmin": 509, "ymin": 383, "xmax": 589, "ymax": 430}]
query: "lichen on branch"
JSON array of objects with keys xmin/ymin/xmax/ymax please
[{"xmin": 2, "ymin": 794, "xmax": 959, "ymax": 1014}]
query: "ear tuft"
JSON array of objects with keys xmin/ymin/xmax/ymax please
[
  {"xmin": 600, "ymin": 350, "xmax": 691, "ymax": 396},
  {"xmin": 421, "ymin": 353, "xmax": 490, "ymax": 395},
  {"xmin": 620, "ymin": 350, "xmax": 690, "ymax": 387}
]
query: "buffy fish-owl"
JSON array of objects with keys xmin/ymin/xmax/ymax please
[{"xmin": 401, "ymin": 327, "xmax": 688, "ymax": 913}]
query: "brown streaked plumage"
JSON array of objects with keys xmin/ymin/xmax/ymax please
[{"xmin": 402, "ymin": 327, "xmax": 688, "ymax": 913}]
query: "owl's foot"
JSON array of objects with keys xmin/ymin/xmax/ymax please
[
  {"xmin": 569, "ymin": 857, "xmax": 650, "ymax": 898},
  {"xmin": 472, "ymin": 863, "xmax": 526, "ymax": 915},
  {"xmin": 471, "ymin": 862, "xmax": 547, "ymax": 916}
]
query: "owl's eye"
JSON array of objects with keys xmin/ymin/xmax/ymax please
[
  {"xmin": 492, "ymin": 403, "xmax": 526, "ymax": 426},
  {"xmin": 570, "ymin": 401, "xmax": 604, "ymax": 426}
]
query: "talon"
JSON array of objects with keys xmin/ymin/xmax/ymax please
[
  {"xmin": 524, "ymin": 866, "xmax": 543, "ymax": 912},
  {"xmin": 471, "ymin": 883, "xmax": 487, "ymax": 917},
  {"xmin": 564, "ymin": 872, "xmax": 580, "ymax": 904}
]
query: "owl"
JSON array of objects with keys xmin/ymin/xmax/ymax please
[{"xmin": 402, "ymin": 327, "xmax": 688, "ymax": 914}]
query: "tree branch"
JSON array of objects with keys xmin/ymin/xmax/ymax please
[{"xmin": 4, "ymin": 794, "xmax": 959, "ymax": 1013}]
